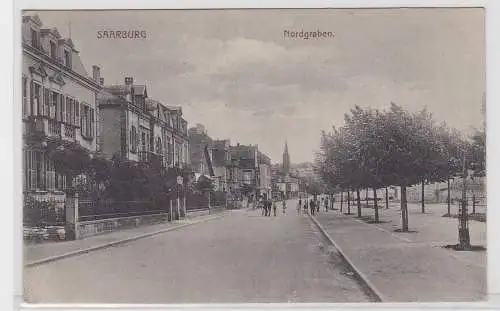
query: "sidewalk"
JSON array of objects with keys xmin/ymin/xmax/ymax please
[
  {"xmin": 313, "ymin": 203, "xmax": 487, "ymax": 302},
  {"xmin": 24, "ymin": 209, "xmax": 227, "ymax": 266}
]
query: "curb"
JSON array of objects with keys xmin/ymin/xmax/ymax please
[
  {"xmin": 25, "ymin": 212, "xmax": 228, "ymax": 268},
  {"xmin": 309, "ymin": 214, "xmax": 387, "ymax": 302}
]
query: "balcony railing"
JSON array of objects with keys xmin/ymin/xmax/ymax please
[
  {"xmin": 48, "ymin": 119, "xmax": 61, "ymax": 136},
  {"xmin": 62, "ymin": 123, "xmax": 76, "ymax": 141},
  {"xmin": 25, "ymin": 117, "xmax": 78, "ymax": 143}
]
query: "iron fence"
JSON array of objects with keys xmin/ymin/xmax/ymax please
[{"xmin": 78, "ymin": 200, "xmax": 168, "ymax": 222}]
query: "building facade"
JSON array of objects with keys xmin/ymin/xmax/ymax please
[
  {"xmin": 258, "ymin": 151, "xmax": 272, "ymax": 200},
  {"xmin": 188, "ymin": 124, "xmax": 214, "ymax": 176},
  {"xmin": 22, "ymin": 14, "xmax": 101, "ymax": 199},
  {"xmin": 98, "ymin": 77, "xmax": 189, "ymax": 169}
]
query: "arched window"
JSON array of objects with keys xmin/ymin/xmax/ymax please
[
  {"xmin": 156, "ymin": 137, "xmax": 162, "ymax": 154},
  {"xmin": 130, "ymin": 126, "xmax": 137, "ymax": 153}
]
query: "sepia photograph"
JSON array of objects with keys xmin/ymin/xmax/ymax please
[{"xmin": 20, "ymin": 7, "xmax": 486, "ymax": 304}]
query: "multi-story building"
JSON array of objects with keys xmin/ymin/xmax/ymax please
[
  {"xmin": 229, "ymin": 144, "xmax": 259, "ymax": 200},
  {"xmin": 98, "ymin": 77, "xmax": 190, "ymax": 169},
  {"xmin": 211, "ymin": 139, "xmax": 231, "ymax": 192},
  {"xmin": 22, "ymin": 14, "xmax": 101, "ymax": 200},
  {"xmin": 257, "ymin": 151, "xmax": 272, "ymax": 200},
  {"xmin": 188, "ymin": 124, "xmax": 214, "ymax": 176}
]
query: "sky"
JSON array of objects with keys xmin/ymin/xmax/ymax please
[{"xmin": 28, "ymin": 8, "xmax": 485, "ymax": 164}]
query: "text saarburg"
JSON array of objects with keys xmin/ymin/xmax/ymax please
[
  {"xmin": 97, "ymin": 30, "xmax": 147, "ymax": 39},
  {"xmin": 283, "ymin": 30, "xmax": 335, "ymax": 40}
]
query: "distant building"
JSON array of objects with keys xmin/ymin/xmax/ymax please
[
  {"xmin": 272, "ymin": 141, "xmax": 299, "ymax": 199},
  {"xmin": 258, "ymin": 151, "xmax": 272, "ymax": 200},
  {"xmin": 211, "ymin": 139, "xmax": 231, "ymax": 192},
  {"xmin": 229, "ymin": 143, "xmax": 259, "ymax": 199},
  {"xmin": 188, "ymin": 124, "xmax": 214, "ymax": 176},
  {"xmin": 282, "ymin": 140, "xmax": 290, "ymax": 175}
]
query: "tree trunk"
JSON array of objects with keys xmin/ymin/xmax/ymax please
[
  {"xmin": 340, "ymin": 191, "xmax": 343, "ymax": 212},
  {"xmin": 347, "ymin": 190, "xmax": 351, "ymax": 214},
  {"xmin": 356, "ymin": 188, "xmax": 362, "ymax": 217},
  {"xmin": 447, "ymin": 178, "xmax": 451, "ymax": 215},
  {"xmin": 385, "ymin": 187, "xmax": 389, "ymax": 209},
  {"xmin": 401, "ymin": 185, "xmax": 408, "ymax": 231},
  {"xmin": 365, "ymin": 188, "xmax": 369, "ymax": 208},
  {"xmin": 373, "ymin": 187, "xmax": 379, "ymax": 222},
  {"xmin": 421, "ymin": 180, "xmax": 425, "ymax": 213},
  {"xmin": 472, "ymin": 194, "xmax": 476, "ymax": 214}
]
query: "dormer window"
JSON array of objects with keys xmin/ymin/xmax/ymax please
[
  {"xmin": 31, "ymin": 28, "xmax": 40, "ymax": 49},
  {"xmin": 64, "ymin": 49, "xmax": 71, "ymax": 68},
  {"xmin": 50, "ymin": 41, "xmax": 57, "ymax": 59}
]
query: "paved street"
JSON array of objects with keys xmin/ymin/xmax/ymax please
[{"xmin": 24, "ymin": 199, "xmax": 372, "ymax": 304}]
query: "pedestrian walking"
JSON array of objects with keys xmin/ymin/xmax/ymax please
[
  {"xmin": 316, "ymin": 197, "xmax": 320, "ymax": 213},
  {"xmin": 273, "ymin": 200, "xmax": 277, "ymax": 217},
  {"xmin": 303, "ymin": 201, "xmax": 308, "ymax": 214},
  {"xmin": 266, "ymin": 199, "xmax": 272, "ymax": 217},
  {"xmin": 324, "ymin": 196, "xmax": 329, "ymax": 212},
  {"xmin": 282, "ymin": 199, "xmax": 287, "ymax": 214},
  {"xmin": 297, "ymin": 198, "xmax": 302, "ymax": 215},
  {"xmin": 310, "ymin": 199, "xmax": 315, "ymax": 216}
]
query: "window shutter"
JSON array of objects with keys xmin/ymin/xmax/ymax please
[
  {"xmin": 80, "ymin": 103, "xmax": 84, "ymax": 129},
  {"xmin": 90, "ymin": 108, "xmax": 95, "ymax": 138},
  {"xmin": 42, "ymin": 87, "xmax": 48, "ymax": 116},
  {"xmin": 60, "ymin": 95, "xmax": 65, "ymax": 122},
  {"xmin": 75, "ymin": 101, "xmax": 80, "ymax": 126},
  {"xmin": 29, "ymin": 81, "xmax": 34, "ymax": 116}
]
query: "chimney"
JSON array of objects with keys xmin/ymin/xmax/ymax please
[
  {"xmin": 92, "ymin": 65, "xmax": 100, "ymax": 83},
  {"xmin": 124, "ymin": 77, "xmax": 134, "ymax": 85},
  {"xmin": 124, "ymin": 77, "xmax": 134, "ymax": 102},
  {"xmin": 99, "ymin": 77, "xmax": 104, "ymax": 86}
]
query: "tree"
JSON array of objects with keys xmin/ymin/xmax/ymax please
[{"xmin": 316, "ymin": 103, "xmax": 464, "ymax": 231}]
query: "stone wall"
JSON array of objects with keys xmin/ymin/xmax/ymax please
[
  {"xmin": 75, "ymin": 208, "xmax": 224, "ymax": 239},
  {"xmin": 76, "ymin": 213, "xmax": 168, "ymax": 239}
]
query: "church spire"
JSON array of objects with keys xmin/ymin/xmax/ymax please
[{"xmin": 282, "ymin": 140, "xmax": 290, "ymax": 175}]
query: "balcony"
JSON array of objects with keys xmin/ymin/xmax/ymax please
[{"xmin": 25, "ymin": 117, "xmax": 76, "ymax": 143}]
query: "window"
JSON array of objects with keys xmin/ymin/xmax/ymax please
[
  {"xmin": 65, "ymin": 97, "xmax": 73, "ymax": 124},
  {"xmin": 141, "ymin": 132, "xmax": 146, "ymax": 152},
  {"xmin": 30, "ymin": 82, "xmax": 42, "ymax": 117},
  {"xmin": 130, "ymin": 126, "xmax": 138, "ymax": 153},
  {"xmin": 50, "ymin": 41, "xmax": 57, "ymax": 59},
  {"xmin": 80, "ymin": 103, "xmax": 94, "ymax": 139},
  {"xmin": 30, "ymin": 28, "xmax": 39, "ymax": 49},
  {"xmin": 24, "ymin": 150, "xmax": 37, "ymax": 191},
  {"xmin": 22, "ymin": 77, "xmax": 28, "ymax": 117},
  {"xmin": 45, "ymin": 157, "xmax": 55, "ymax": 191},
  {"xmin": 35, "ymin": 152, "xmax": 44, "ymax": 190},
  {"xmin": 49, "ymin": 91, "xmax": 57, "ymax": 120},
  {"xmin": 64, "ymin": 50, "xmax": 71, "ymax": 68},
  {"xmin": 156, "ymin": 137, "xmax": 162, "ymax": 155}
]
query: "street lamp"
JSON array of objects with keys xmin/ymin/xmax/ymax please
[
  {"xmin": 458, "ymin": 152, "xmax": 471, "ymax": 250},
  {"xmin": 177, "ymin": 175, "xmax": 183, "ymax": 220}
]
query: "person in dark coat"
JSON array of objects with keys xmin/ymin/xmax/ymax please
[{"xmin": 310, "ymin": 199, "xmax": 315, "ymax": 216}]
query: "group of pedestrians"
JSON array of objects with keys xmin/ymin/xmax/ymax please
[
  {"xmin": 296, "ymin": 196, "xmax": 333, "ymax": 216},
  {"xmin": 259, "ymin": 197, "xmax": 287, "ymax": 217}
]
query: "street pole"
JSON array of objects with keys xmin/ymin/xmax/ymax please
[
  {"xmin": 208, "ymin": 190, "xmax": 211, "ymax": 214},
  {"xmin": 459, "ymin": 152, "xmax": 470, "ymax": 250}
]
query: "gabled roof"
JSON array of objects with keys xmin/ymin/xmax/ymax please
[{"xmin": 23, "ymin": 14, "xmax": 43, "ymax": 27}]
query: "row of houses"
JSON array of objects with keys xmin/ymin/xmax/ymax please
[
  {"xmin": 22, "ymin": 14, "xmax": 190, "ymax": 203},
  {"xmin": 22, "ymin": 14, "xmax": 283, "ymax": 211},
  {"xmin": 188, "ymin": 124, "xmax": 274, "ymax": 202}
]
